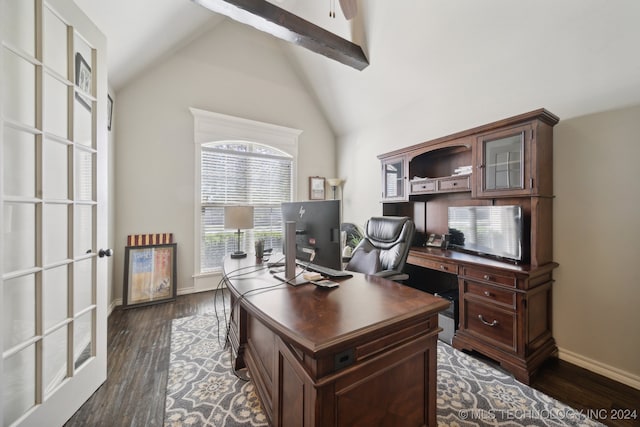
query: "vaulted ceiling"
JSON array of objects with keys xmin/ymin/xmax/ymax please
[{"xmin": 75, "ymin": 0, "xmax": 640, "ymax": 136}]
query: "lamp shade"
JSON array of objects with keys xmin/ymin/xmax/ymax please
[
  {"xmin": 327, "ymin": 178, "xmax": 343, "ymax": 187},
  {"xmin": 224, "ymin": 206, "xmax": 254, "ymax": 230}
]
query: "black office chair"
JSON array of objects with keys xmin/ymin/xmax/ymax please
[{"xmin": 345, "ymin": 216, "xmax": 415, "ymax": 281}]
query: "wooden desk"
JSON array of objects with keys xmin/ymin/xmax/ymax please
[
  {"xmin": 223, "ymin": 256, "xmax": 449, "ymax": 427},
  {"xmin": 407, "ymin": 247, "xmax": 558, "ymax": 384}
]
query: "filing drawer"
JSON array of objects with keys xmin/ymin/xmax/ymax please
[
  {"xmin": 461, "ymin": 266, "xmax": 517, "ymax": 288},
  {"xmin": 438, "ymin": 175, "xmax": 470, "ymax": 192},
  {"xmin": 464, "ymin": 300, "xmax": 516, "ymax": 351},
  {"xmin": 464, "ymin": 281, "xmax": 516, "ymax": 308}
]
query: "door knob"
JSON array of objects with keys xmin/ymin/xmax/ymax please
[{"xmin": 98, "ymin": 248, "xmax": 113, "ymax": 258}]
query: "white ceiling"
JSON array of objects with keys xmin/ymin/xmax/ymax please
[
  {"xmin": 75, "ymin": 0, "xmax": 640, "ymax": 137},
  {"xmin": 74, "ymin": 0, "xmax": 221, "ymax": 90}
]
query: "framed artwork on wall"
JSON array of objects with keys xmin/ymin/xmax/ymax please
[
  {"xmin": 75, "ymin": 52, "xmax": 91, "ymax": 111},
  {"xmin": 107, "ymin": 94, "xmax": 113, "ymax": 131},
  {"xmin": 309, "ymin": 176, "xmax": 326, "ymax": 200},
  {"xmin": 123, "ymin": 243, "xmax": 177, "ymax": 308}
]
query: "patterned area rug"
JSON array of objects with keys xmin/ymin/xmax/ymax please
[
  {"xmin": 164, "ymin": 314, "xmax": 603, "ymax": 427},
  {"xmin": 164, "ymin": 314, "xmax": 267, "ymax": 426},
  {"xmin": 437, "ymin": 344, "xmax": 604, "ymax": 426}
]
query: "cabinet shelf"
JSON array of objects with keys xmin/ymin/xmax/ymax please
[
  {"xmin": 407, "ymin": 144, "xmax": 473, "ymax": 196},
  {"xmin": 410, "ymin": 174, "xmax": 471, "ymax": 195}
]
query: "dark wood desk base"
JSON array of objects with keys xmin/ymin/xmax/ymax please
[
  {"xmin": 408, "ymin": 247, "xmax": 558, "ymax": 385},
  {"xmin": 224, "ymin": 257, "xmax": 448, "ymax": 427}
]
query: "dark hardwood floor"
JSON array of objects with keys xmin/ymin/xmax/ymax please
[
  {"xmin": 533, "ymin": 359, "xmax": 640, "ymax": 427},
  {"xmin": 65, "ymin": 291, "xmax": 225, "ymax": 427},
  {"xmin": 65, "ymin": 290, "xmax": 639, "ymax": 427}
]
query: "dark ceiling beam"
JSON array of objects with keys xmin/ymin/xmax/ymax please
[{"xmin": 192, "ymin": 0, "xmax": 369, "ymax": 70}]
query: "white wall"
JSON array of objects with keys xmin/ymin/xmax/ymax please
[
  {"xmin": 553, "ymin": 106, "xmax": 640, "ymax": 386},
  {"xmin": 112, "ymin": 20, "xmax": 335, "ymax": 300},
  {"xmin": 337, "ymin": 101, "xmax": 503, "ymax": 228},
  {"xmin": 338, "ymin": 104, "xmax": 640, "ymax": 388}
]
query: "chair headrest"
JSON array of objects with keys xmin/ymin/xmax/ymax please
[{"xmin": 365, "ymin": 217, "xmax": 412, "ymax": 243}]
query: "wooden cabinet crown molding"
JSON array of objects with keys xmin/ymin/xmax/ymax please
[{"xmin": 377, "ymin": 108, "xmax": 559, "ymax": 161}]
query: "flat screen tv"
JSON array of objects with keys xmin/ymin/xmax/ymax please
[
  {"xmin": 281, "ymin": 200, "xmax": 341, "ymax": 270},
  {"xmin": 447, "ymin": 205, "xmax": 525, "ymax": 262}
]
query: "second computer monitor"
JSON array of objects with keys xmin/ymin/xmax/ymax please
[{"xmin": 281, "ymin": 200, "xmax": 341, "ymax": 270}]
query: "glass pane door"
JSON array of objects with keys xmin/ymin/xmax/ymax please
[
  {"xmin": 483, "ymin": 133, "xmax": 524, "ymax": 191},
  {"xmin": 383, "ymin": 158, "xmax": 405, "ymax": 200},
  {"xmin": 476, "ymin": 124, "xmax": 531, "ymax": 197},
  {"xmin": 1, "ymin": 0, "xmax": 106, "ymax": 425}
]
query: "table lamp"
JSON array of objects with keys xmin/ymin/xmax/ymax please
[{"xmin": 224, "ymin": 205, "xmax": 254, "ymax": 259}]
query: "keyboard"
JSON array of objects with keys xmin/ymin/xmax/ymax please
[{"xmin": 296, "ymin": 261, "xmax": 353, "ymax": 279}]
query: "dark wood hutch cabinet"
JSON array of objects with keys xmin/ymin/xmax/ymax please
[{"xmin": 378, "ymin": 109, "xmax": 559, "ymax": 384}]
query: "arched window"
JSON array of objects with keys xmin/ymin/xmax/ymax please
[
  {"xmin": 200, "ymin": 141, "xmax": 293, "ymax": 272},
  {"xmin": 191, "ymin": 108, "xmax": 302, "ymax": 276}
]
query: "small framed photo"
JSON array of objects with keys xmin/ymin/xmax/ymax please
[
  {"xmin": 75, "ymin": 52, "xmax": 91, "ymax": 111},
  {"xmin": 123, "ymin": 243, "xmax": 177, "ymax": 308},
  {"xmin": 309, "ymin": 176, "xmax": 326, "ymax": 200}
]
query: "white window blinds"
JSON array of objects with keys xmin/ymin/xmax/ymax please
[{"xmin": 200, "ymin": 143, "xmax": 292, "ymax": 272}]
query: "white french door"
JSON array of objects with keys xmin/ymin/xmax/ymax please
[{"xmin": 0, "ymin": 0, "xmax": 108, "ymax": 426}]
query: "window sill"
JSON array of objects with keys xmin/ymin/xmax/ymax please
[{"xmin": 192, "ymin": 270, "xmax": 223, "ymax": 279}]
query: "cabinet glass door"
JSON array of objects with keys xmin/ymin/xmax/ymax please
[
  {"xmin": 383, "ymin": 158, "xmax": 405, "ymax": 200},
  {"xmin": 484, "ymin": 133, "xmax": 523, "ymax": 190}
]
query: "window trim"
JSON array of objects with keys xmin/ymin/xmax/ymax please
[{"xmin": 190, "ymin": 108, "xmax": 302, "ymax": 277}]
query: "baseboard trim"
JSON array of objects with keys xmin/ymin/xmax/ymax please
[
  {"xmin": 108, "ymin": 299, "xmax": 122, "ymax": 316},
  {"xmin": 108, "ymin": 286, "xmax": 224, "ymax": 313},
  {"xmin": 177, "ymin": 285, "xmax": 224, "ymax": 296},
  {"xmin": 558, "ymin": 346, "xmax": 640, "ymax": 390}
]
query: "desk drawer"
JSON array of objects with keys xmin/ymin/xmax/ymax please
[
  {"xmin": 464, "ymin": 300, "xmax": 516, "ymax": 351},
  {"xmin": 356, "ymin": 318, "xmax": 433, "ymax": 361},
  {"xmin": 461, "ymin": 266, "xmax": 517, "ymax": 288},
  {"xmin": 464, "ymin": 281, "xmax": 516, "ymax": 308},
  {"xmin": 407, "ymin": 255, "xmax": 457, "ymax": 275}
]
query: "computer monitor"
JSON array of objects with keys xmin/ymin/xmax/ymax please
[{"xmin": 281, "ymin": 200, "xmax": 341, "ymax": 270}]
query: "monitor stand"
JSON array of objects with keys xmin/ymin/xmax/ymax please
[
  {"xmin": 274, "ymin": 268, "xmax": 309, "ymax": 286},
  {"xmin": 275, "ymin": 221, "xmax": 309, "ymax": 286}
]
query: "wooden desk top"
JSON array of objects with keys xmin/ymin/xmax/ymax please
[
  {"xmin": 409, "ymin": 246, "xmax": 559, "ymax": 274},
  {"xmin": 224, "ymin": 256, "xmax": 449, "ymax": 357}
]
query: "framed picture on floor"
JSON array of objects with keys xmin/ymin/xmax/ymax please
[{"xmin": 123, "ymin": 243, "xmax": 177, "ymax": 308}]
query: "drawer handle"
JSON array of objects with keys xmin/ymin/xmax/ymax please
[
  {"xmin": 478, "ymin": 315, "xmax": 499, "ymax": 327},
  {"xmin": 440, "ymin": 264, "xmax": 447, "ymax": 271},
  {"xmin": 452, "ymin": 182, "xmax": 457, "ymax": 186},
  {"xmin": 483, "ymin": 274, "xmax": 492, "ymax": 281},
  {"xmin": 484, "ymin": 290, "xmax": 492, "ymax": 297}
]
